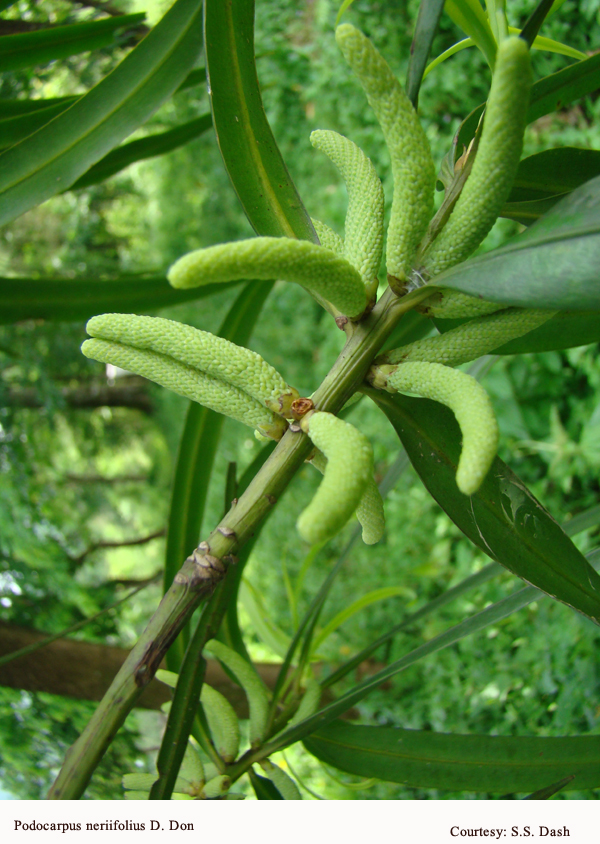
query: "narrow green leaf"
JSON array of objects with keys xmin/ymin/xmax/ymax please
[
  {"xmin": 456, "ymin": 52, "xmax": 600, "ymax": 157},
  {"xmin": 380, "ymin": 310, "xmax": 433, "ymax": 354},
  {"xmin": 524, "ymin": 775, "xmax": 575, "ymax": 799},
  {"xmin": 564, "ymin": 504, "xmax": 600, "ymax": 538},
  {"xmin": 304, "ymin": 721, "xmax": 600, "ymax": 793},
  {"xmin": 405, "ymin": 0, "xmax": 446, "ymax": 107},
  {"xmin": 68, "ymin": 114, "xmax": 212, "ymax": 191},
  {"xmin": 311, "ymin": 587, "xmax": 416, "ymax": 654},
  {"xmin": 367, "ymin": 388, "xmax": 600, "ymax": 625},
  {"xmin": 204, "ymin": 0, "xmax": 316, "ymax": 241},
  {"xmin": 423, "ymin": 37, "xmax": 473, "ymax": 79},
  {"xmin": 444, "ymin": 0, "xmax": 497, "ymax": 69},
  {"xmin": 0, "ymin": 0, "xmax": 204, "ymax": 226},
  {"xmin": 0, "ymin": 102, "xmax": 72, "ymax": 148},
  {"xmin": 239, "ymin": 580, "xmax": 292, "ymax": 658},
  {"xmin": 175, "ymin": 66, "xmax": 207, "ymax": 93},
  {"xmin": 249, "ymin": 768, "xmax": 283, "ymax": 799},
  {"xmin": 0, "ymin": 96, "xmax": 77, "ymax": 117},
  {"xmin": 164, "ymin": 281, "xmax": 273, "ymax": 671},
  {"xmin": 526, "ymin": 32, "xmax": 586, "ymax": 62},
  {"xmin": 430, "ymin": 175, "xmax": 600, "ymax": 310},
  {"xmin": 0, "ymin": 275, "xmax": 242, "ymax": 325},
  {"xmin": 519, "ymin": 0, "xmax": 558, "ymax": 49},
  {"xmin": 0, "ymin": 14, "xmax": 145, "ymax": 72}
]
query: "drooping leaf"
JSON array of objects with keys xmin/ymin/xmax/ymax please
[
  {"xmin": 68, "ymin": 114, "xmax": 212, "ymax": 191},
  {"xmin": 164, "ymin": 281, "xmax": 274, "ymax": 670},
  {"xmin": 367, "ymin": 388, "xmax": 600, "ymax": 626},
  {"xmin": 204, "ymin": 0, "xmax": 316, "ymax": 242},
  {"xmin": 456, "ymin": 52, "xmax": 600, "ymax": 156},
  {"xmin": 0, "ymin": 14, "xmax": 145, "ymax": 72},
  {"xmin": 0, "ymin": 275, "xmax": 242, "ymax": 325},
  {"xmin": 433, "ymin": 310, "xmax": 600, "ymax": 354},
  {"xmin": 0, "ymin": 0, "xmax": 204, "ymax": 226},
  {"xmin": 405, "ymin": 0, "xmax": 445, "ymax": 107},
  {"xmin": 304, "ymin": 721, "xmax": 600, "ymax": 793},
  {"xmin": 429, "ymin": 175, "xmax": 600, "ymax": 310}
]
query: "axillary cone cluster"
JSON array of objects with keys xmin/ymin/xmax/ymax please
[{"xmin": 82, "ymin": 23, "xmax": 552, "ymax": 543}]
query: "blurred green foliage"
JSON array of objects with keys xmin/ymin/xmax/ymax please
[{"xmin": 0, "ymin": 0, "xmax": 599, "ymax": 799}]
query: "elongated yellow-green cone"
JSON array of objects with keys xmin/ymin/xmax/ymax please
[
  {"xmin": 384, "ymin": 308, "xmax": 555, "ymax": 368},
  {"xmin": 311, "ymin": 130, "xmax": 384, "ymax": 299},
  {"xmin": 311, "ymin": 218, "xmax": 345, "ymax": 255},
  {"xmin": 200, "ymin": 685, "xmax": 240, "ymax": 764},
  {"xmin": 204, "ymin": 640, "xmax": 270, "ymax": 747},
  {"xmin": 372, "ymin": 361, "xmax": 498, "ymax": 495},
  {"xmin": 422, "ymin": 37, "xmax": 532, "ymax": 278},
  {"xmin": 417, "ymin": 290, "xmax": 503, "ymax": 319},
  {"xmin": 86, "ymin": 313, "xmax": 299, "ymax": 418},
  {"xmin": 336, "ymin": 24, "xmax": 435, "ymax": 286},
  {"xmin": 260, "ymin": 760, "xmax": 302, "ymax": 800},
  {"xmin": 81, "ymin": 338, "xmax": 287, "ymax": 440},
  {"xmin": 309, "ymin": 448, "xmax": 384, "ymax": 545},
  {"xmin": 168, "ymin": 236, "xmax": 367, "ymax": 319},
  {"xmin": 299, "ymin": 412, "xmax": 373, "ymax": 544}
]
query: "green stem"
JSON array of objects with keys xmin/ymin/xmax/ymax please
[{"xmin": 47, "ymin": 286, "xmax": 428, "ymax": 800}]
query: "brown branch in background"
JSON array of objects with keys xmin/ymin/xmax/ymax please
[
  {"xmin": 6, "ymin": 382, "xmax": 153, "ymax": 414},
  {"xmin": 65, "ymin": 473, "xmax": 149, "ymax": 484},
  {"xmin": 71, "ymin": 528, "xmax": 166, "ymax": 566},
  {"xmin": 0, "ymin": 622, "xmax": 360, "ymax": 719}
]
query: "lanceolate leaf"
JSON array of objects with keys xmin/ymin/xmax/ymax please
[
  {"xmin": 444, "ymin": 0, "xmax": 497, "ymax": 69},
  {"xmin": 68, "ymin": 114, "xmax": 212, "ymax": 191},
  {"xmin": 405, "ymin": 0, "xmax": 445, "ymax": 107},
  {"xmin": 0, "ymin": 275, "xmax": 242, "ymax": 325},
  {"xmin": 164, "ymin": 281, "xmax": 274, "ymax": 671},
  {"xmin": 519, "ymin": 0, "xmax": 561, "ymax": 49},
  {"xmin": 0, "ymin": 96, "xmax": 76, "ymax": 117},
  {"xmin": 0, "ymin": 14, "xmax": 145, "ymax": 72},
  {"xmin": 249, "ymin": 768, "xmax": 284, "ymax": 799},
  {"xmin": 304, "ymin": 720, "xmax": 600, "ymax": 793},
  {"xmin": 0, "ymin": 0, "xmax": 204, "ymax": 226},
  {"xmin": 204, "ymin": 0, "xmax": 316, "ymax": 241},
  {"xmin": 0, "ymin": 102, "xmax": 72, "ymax": 148},
  {"xmin": 456, "ymin": 52, "xmax": 600, "ymax": 156},
  {"xmin": 430, "ymin": 175, "xmax": 600, "ymax": 310},
  {"xmin": 433, "ymin": 311, "xmax": 600, "ymax": 354},
  {"xmin": 367, "ymin": 388, "xmax": 600, "ymax": 625}
]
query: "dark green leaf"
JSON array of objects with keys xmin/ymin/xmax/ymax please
[
  {"xmin": 456, "ymin": 53, "xmax": 600, "ymax": 156},
  {"xmin": 430, "ymin": 175, "xmax": 600, "ymax": 310},
  {"xmin": 509, "ymin": 148, "xmax": 600, "ymax": 202},
  {"xmin": 204, "ymin": 0, "xmax": 316, "ymax": 241},
  {"xmin": 164, "ymin": 281, "xmax": 274, "ymax": 671},
  {"xmin": 0, "ymin": 102, "xmax": 72, "ymax": 148},
  {"xmin": 0, "ymin": 96, "xmax": 76, "ymax": 117},
  {"xmin": 249, "ymin": 768, "xmax": 283, "ymax": 799},
  {"xmin": 564, "ymin": 504, "xmax": 600, "ymax": 538},
  {"xmin": 405, "ymin": 0, "xmax": 445, "ymax": 108},
  {"xmin": 0, "ymin": 14, "xmax": 145, "ymax": 72},
  {"xmin": 499, "ymin": 196, "xmax": 563, "ymax": 225},
  {"xmin": 68, "ymin": 114, "xmax": 212, "ymax": 190},
  {"xmin": 0, "ymin": 0, "xmax": 204, "ymax": 226},
  {"xmin": 380, "ymin": 310, "xmax": 433, "ymax": 354},
  {"xmin": 433, "ymin": 310, "xmax": 600, "ymax": 354},
  {"xmin": 0, "ymin": 275, "xmax": 242, "ymax": 325},
  {"xmin": 304, "ymin": 721, "xmax": 600, "ymax": 793},
  {"xmin": 367, "ymin": 388, "xmax": 600, "ymax": 625},
  {"xmin": 175, "ymin": 66, "xmax": 207, "ymax": 92},
  {"xmin": 519, "ymin": 0, "xmax": 555, "ymax": 48}
]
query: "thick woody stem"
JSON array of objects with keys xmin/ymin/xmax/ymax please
[{"xmin": 47, "ymin": 286, "xmax": 429, "ymax": 800}]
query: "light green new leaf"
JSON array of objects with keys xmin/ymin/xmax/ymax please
[
  {"xmin": 429, "ymin": 175, "xmax": 600, "ymax": 310},
  {"xmin": 367, "ymin": 388, "xmax": 600, "ymax": 626},
  {"xmin": 0, "ymin": 14, "xmax": 145, "ymax": 72},
  {"xmin": 0, "ymin": 0, "xmax": 204, "ymax": 226},
  {"xmin": 304, "ymin": 721, "xmax": 600, "ymax": 793},
  {"xmin": 311, "ymin": 586, "xmax": 416, "ymax": 654},
  {"xmin": 444, "ymin": 0, "xmax": 497, "ymax": 69}
]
